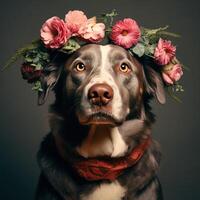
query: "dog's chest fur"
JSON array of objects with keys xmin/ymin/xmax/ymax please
[
  {"xmin": 76, "ymin": 127, "xmax": 128, "ymax": 200},
  {"xmin": 81, "ymin": 181, "xmax": 126, "ymax": 200}
]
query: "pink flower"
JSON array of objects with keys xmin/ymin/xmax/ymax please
[
  {"xmin": 78, "ymin": 17, "xmax": 105, "ymax": 43},
  {"xmin": 162, "ymin": 61, "xmax": 183, "ymax": 84},
  {"xmin": 110, "ymin": 18, "xmax": 141, "ymax": 49},
  {"xmin": 40, "ymin": 16, "xmax": 71, "ymax": 49},
  {"xmin": 65, "ymin": 10, "xmax": 88, "ymax": 35},
  {"xmin": 154, "ymin": 38, "xmax": 176, "ymax": 65}
]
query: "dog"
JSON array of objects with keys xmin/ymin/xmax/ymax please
[{"xmin": 35, "ymin": 44, "xmax": 165, "ymax": 200}]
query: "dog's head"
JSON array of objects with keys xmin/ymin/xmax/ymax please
[{"xmin": 39, "ymin": 44, "xmax": 165, "ymax": 126}]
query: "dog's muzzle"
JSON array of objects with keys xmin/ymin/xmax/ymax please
[
  {"xmin": 82, "ymin": 83, "xmax": 117, "ymax": 125},
  {"xmin": 88, "ymin": 83, "xmax": 113, "ymax": 106}
]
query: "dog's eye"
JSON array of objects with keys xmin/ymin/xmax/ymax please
[
  {"xmin": 119, "ymin": 63, "xmax": 131, "ymax": 73},
  {"xmin": 75, "ymin": 63, "xmax": 86, "ymax": 72}
]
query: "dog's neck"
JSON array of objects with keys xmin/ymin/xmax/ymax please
[
  {"xmin": 50, "ymin": 110, "xmax": 151, "ymax": 159},
  {"xmin": 76, "ymin": 125, "xmax": 128, "ymax": 158}
]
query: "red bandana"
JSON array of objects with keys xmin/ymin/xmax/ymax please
[{"xmin": 72, "ymin": 135, "xmax": 151, "ymax": 181}]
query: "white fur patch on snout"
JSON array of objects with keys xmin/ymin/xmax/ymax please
[
  {"xmin": 84, "ymin": 45, "xmax": 123, "ymax": 119},
  {"xmin": 81, "ymin": 181, "xmax": 126, "ymax": 200}
]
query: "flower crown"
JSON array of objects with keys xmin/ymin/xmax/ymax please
[{"xmin": 4, "ymin": 10, "xmax": 185, "ymax": 102}]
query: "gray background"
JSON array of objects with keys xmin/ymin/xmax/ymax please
[{"xmin": 0, "ymin": 0, "xmax": 200, "ymax": 199}]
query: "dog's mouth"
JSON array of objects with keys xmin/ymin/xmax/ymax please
[{"xmin": 78, "ymin": 111, "xmax": 122, "ymax": 126}]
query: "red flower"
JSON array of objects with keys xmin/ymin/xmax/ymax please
[
  {"xmin": 78, "ymin": 17, "xmax": 105, "ymax": 43},
  {"xmin": 65, "ymin": 10, "xmax": 88, "ymax": 35},
  {"xmin": 154, "ymin": 38, "xmax": 176, "ymax": 65},
  {"xmin": 161, "ymin": 59, "xmax": 183, "ymax": 84},
  {"xmin": 40, "ymin": 16, "xmax": 71, "ymax": 49},
  {"xmin": 110, "ymin": 18, "xmax": 141, "ymax": 49},
  {"xmin": 21, "ymin": 64, "xmax": 42, "ymax": 83}
]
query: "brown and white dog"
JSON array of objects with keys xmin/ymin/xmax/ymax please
[{"xmin": 36, "ymin": 44, "xmax": 165, "ymax": 200}]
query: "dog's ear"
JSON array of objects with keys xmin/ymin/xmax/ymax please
[
  {"xmin": 143, "ymin": 66, "xmax": 166, "ymax": 104},
  {"xmin": 38, "ymin": 65, "xmax": 62, "ymax": 105}
]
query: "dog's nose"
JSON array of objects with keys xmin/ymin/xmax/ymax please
[{"xmin": 88, "ymin": 83, "xmax": 113, "ymax": 106}]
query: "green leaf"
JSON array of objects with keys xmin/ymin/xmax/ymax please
[
  {"xmin": 35, "ymin": 63, "xmax": 43, "ymax": 70},
  {"xmin": 167, "ymin": 86, "xmax": 183, "ymax": 103},
  {"xmin": 29, "ymin": 63, "xmax": 37, "ymax": 67},
  {"xmin": 61, "ymin": 39, "xmax": 81, "ymax": 54},
  {"xmin": 142, "ymin": 26, "xmax": 169, "ymax": 36},
  {"xmin": 159, "ymin": 31, "xmax": 180, "ymax": 38},
  {"xmin": 28, "ymin": 62, "xmax": 42, "ymax": 70},
  {"xmin": 131, "ymin": 43, "xmax": 145, "ymax": 57},
  {"xmin": 2, "ymin": 39, "xmax": 40, "ymax": 71},
  {"xmin": 42, "ymin": 53, "xmax": 50, "ymax": 61},
  {"xmin": 181, "ymin": 64, "xmax": 190, "ymax": 71},
  {"xmin": 173, "ymin": 83, "xmax": 184, "ymax": 92},
  {"xmin": 24, "ymin": 57, "xmax": 34, "ymax": 63},
  {"xmin": 32, "ymin": 56, "xmax": 40, "ymax": 63},
  {"xmin": 141, "ymin": 26, "xmax": 180, "ymax": 44},
  {"xmin": 32, "ymin": 80, "xmax": 43, "ymax": 92},
  {"xmin": 140, "ymin": 35, "xmax": 149, "ymax": 45},
  {"xmin": 23, "ymin": 47, "xmax": 50, "ymax": 70},
  {"xmin": 144, "ymin": 44, "xmax": 156, "ymax": 55},
  {"xmin": 100, "ymin": 9, "xmax": 118, "ymax": 27}
]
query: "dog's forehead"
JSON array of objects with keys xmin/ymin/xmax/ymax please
[
  {"xmin": 99, "ymin": 45, "xmax": 141, "ymax": 73},
  {"xmin": 66, "ymin": 44, "xmax": 140, "ymax": 72},
  {"xmin": 65, "ymin": 44, "xmax": 101, "ymax": 68},
  {"xmin": 77, "ymin": 44, "xmax": 101, "ymax": 58},
  {"xmin": 105, "ymin": 45, "xmax": 131, "ymax": 60},
  {"xmin": 76, "ymin": 44, "xmax": 129, "ymax": 59}
]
